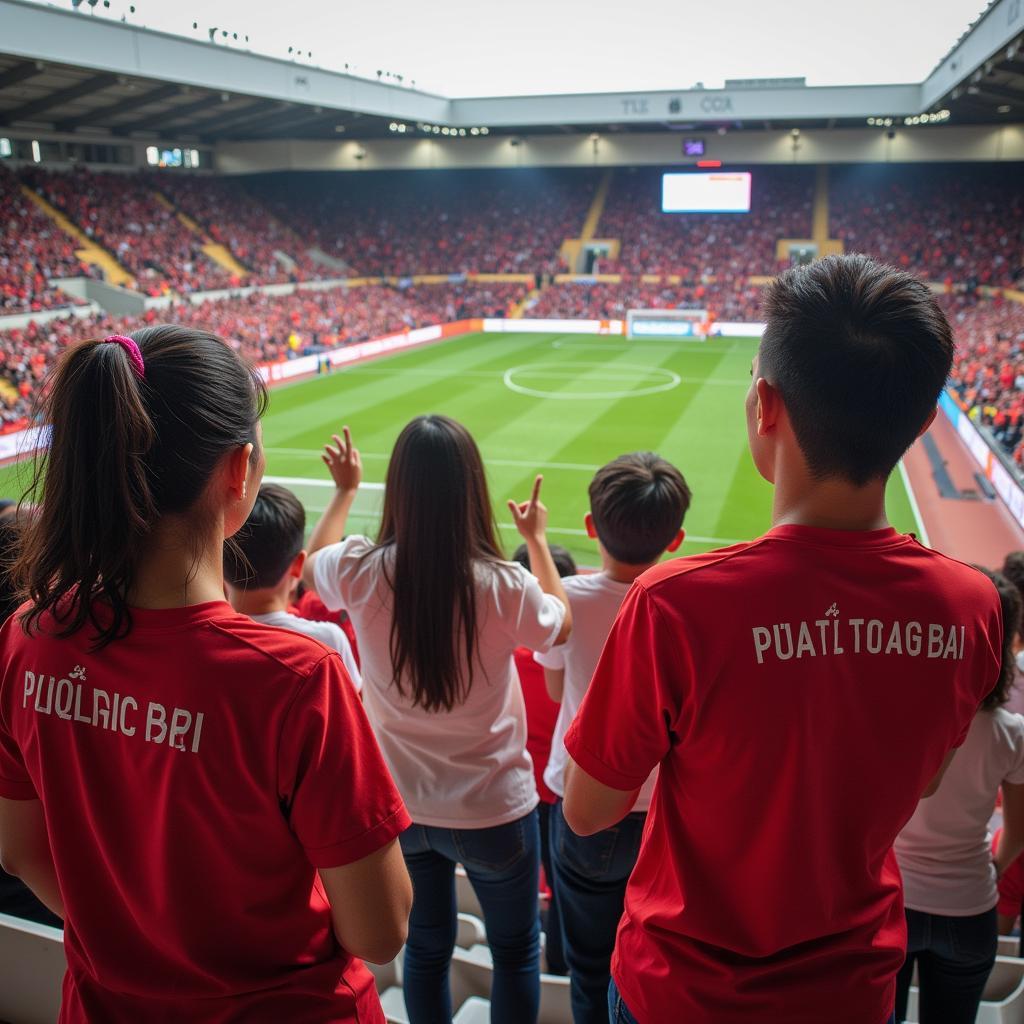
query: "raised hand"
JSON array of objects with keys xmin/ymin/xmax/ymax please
[
  {"xmin": 507, "ymin": 474, "xmax": 549, "ymax": 542},
  {"xmin": 322, "ymin": 426, "xmax": 362, "ymax": 493}
]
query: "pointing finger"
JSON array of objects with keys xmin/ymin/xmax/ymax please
[{"xmin": 529, "ymin": 474, "xmax": 543, "ymax": 507}]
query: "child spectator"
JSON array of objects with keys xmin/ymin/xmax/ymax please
[
  {"xmin": 894, "ymin": 567, "xmax": 1024, "ymax": 1023},
  {"xmin": 303, "ymin": 418, "xmax": 572, "ymax": 1024},
  {"xmin": 563, "ymin": 255, "xmax": 1003, "ymax": 1024},
  {"xmin": 224, "ymin": 482, "xmax": 361, "ymax": 691},
  {"xmin": 0, "ymin": 327, "xmax": 411, "ymax": 1022},
  {"xmin": 511, "ymin": 541, "xmax": 577, "ymax": 978},
  {"xmin": 536, "ymin": 452, "xmax": 689, "ymax": 1024}
]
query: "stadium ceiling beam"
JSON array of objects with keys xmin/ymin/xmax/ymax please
[
  {"xmin": 224, "ymin": 107, "xmax": 343, "ymax": 139},
  {"xmin": 969, "ymin": 83, "xmax": 1024, "ymax": 106},
  {"xmin": 55, "ymin": 82, "xmax": 183, "ymax": 131},
  {"xmin": 192, "ymin": 99, "xmax": 288, "ymax": 137},
  {"xmin": 113, "ymin": 93, "xmax": 229, "ymax": 135},
  {"xmin": 0, "ymin": 71, "xmax": 117, "ymax": 125},
  {"xmin": 0, "ymin": 61, "xmax": 45, "ymax": 92}
]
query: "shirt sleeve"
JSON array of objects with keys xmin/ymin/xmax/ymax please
[
  {"xmin": 0, "ymin": 656, "xmax": 35, "ymax": 800},
  {"xmin": 1006, "ymin": 714, "xmax": 1024, "ymax": 785},
  {"xmin": 332, "ymin": 628, "xmax": 363, "ymax": 694},
  {"xmin": 278, "ymin": 652, "xmax": 410, "ymax": 868},
  {"xmin": 534, "ymin": 645, "xmax": 566, "ymax": 670},
  {"xmin": 508, "ymin": 566, "xmax": 565, "ymax": 654},
  {"xmin": 311, "ymin": 535, "xmax": 371, "ymax": 613},
  {"xmin": 564, "ymin": 582, "xmax": 683, "ymax": 792}
]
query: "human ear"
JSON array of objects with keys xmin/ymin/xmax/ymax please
[
  {"xmin": 584, "ymin": 512, "xmax": 597, "ymax": 539},
  {"xmin": 666, "ymin": 529, "xmax": 685, "ymax": 553}
]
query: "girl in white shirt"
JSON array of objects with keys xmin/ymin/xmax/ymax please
[
  {"xmin": 894, "ymin": 567, "xmax": 1024, "ymax": 1024},
  {"xmin": 305, "ymin": 417, "xmax": 572, "ymax": 1024}
]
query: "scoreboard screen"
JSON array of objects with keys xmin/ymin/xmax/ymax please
[{"xmin": 662, "ymin": 171, "xmax": 751, "ymax": 213}]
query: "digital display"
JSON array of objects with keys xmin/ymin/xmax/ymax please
[
  {"xmin": 662, "ymin": 171, "xmax": 752, "ymax": 213},
  {"xmin": 683, "ymin": 138, "xmax": 705, "ymax": 156},
  {"xmin": 631, "ymin": 319, "xmax": 700, "ymax": 338}
]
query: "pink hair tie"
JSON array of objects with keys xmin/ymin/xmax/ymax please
[{"xmin": 103, "ymin": 335, "xmax": 145, "ymax": 379}]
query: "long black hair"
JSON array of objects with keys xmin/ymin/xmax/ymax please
[
  {"xmin": 16, "ymin": 325, "xmax": 266, "ymax": 648},
  {"xmin": 374, "ymin": 415, "xmax": 504, "ymax": 712},
  {"xmin": 975, "ymin": 566, "xmax": 1023, "ymax": 711}
]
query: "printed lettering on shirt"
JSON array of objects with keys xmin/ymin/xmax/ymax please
[
  {"xmin": 750, "ymin": 604, "xmax": 967, "ymax": 665},
  {"xmin": 22, "ymin": 667, "xmax": 205, "ymax": 752}
]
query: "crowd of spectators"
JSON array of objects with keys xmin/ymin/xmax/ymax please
[
  {"xmin": 525, "ymin": 278, "xmax": 763, "ymax": 322},
  {"xmin": 830, "ymin": 165, "xmax": 1024, "ymax": 289},
  {"xmin": 595, "ymin": 166, "xmax": 814, "ymax": 278},
  {"xmin": 151, "ymin": 173, "xmax": 330, "ymax": 285},
  {"xmin": 0, "ymin": 167, "xmax": 93, "ymax": 314},
  {"xmin": 21, "ymin": 167, "xmax": 236, "ymax": 296},
  {"xmin": 248, "ymin": 169, "xmax": 598, "ymax": 277},
  {"xmin": 400, "ymin": 280, "xmax": 528, "ymax": 320},
  {"xmin": 945, "ymin": 291, "xmax": 1024, "ymax": 464}
]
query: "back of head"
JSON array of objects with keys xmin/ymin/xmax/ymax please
[
  {"xmin": 759, "ymin": 254, "xmax": 954, "ymax": 486},
  {"xmin": 377, "ymin": 414, "xmax": 503, "ymax": 712},
  {"xmin": 974, "ymin": 566, "xmax": 1022, "ymax": 710},
  {"xmin": 1002, "ymin": 552, "xmax": 1024, "ymax": 639},
  {"xmin": 589, "ymin": 452, "xmax": 691, "ymax": 565},
  {"xmin": 512, "ymin": 542, "xmax": 577, "ymax": 578},
  {"xmin": 16, "ymin": 325, "xmax": 267, "ymax": 647},
  {"xmin": 224, "ymin": 483, "xmax": 305, "ymax": 590}
]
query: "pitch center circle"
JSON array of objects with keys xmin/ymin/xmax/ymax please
[{"xmin": 502, "ymin": 362, "xmax": 681, "ymax": 400}]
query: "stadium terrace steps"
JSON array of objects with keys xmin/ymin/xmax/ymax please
[
  {"xmin": 580, "ymin": 169, "xmax": 613, "ymax": 243},
  {"xmin": 19, "ymin": 185, "xmax": 135, "ymax": 288},
  {"xmin": 508, "ymin": 287, "xmax": 539, "ymax": 319}
]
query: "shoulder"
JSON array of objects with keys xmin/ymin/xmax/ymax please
[
  {"xmin": 208, "ymin": 612, "xmax": 337, "ymax": 681},
  {"xmin": 991, "ymin": 707, "xmax": 1024, "ymax": 743},
  {"xmin": 636, "ymin": 540, "xmax": 764, "ymax": 597}
]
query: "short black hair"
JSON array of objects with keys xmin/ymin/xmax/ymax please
[
  {"xmin": 974, "ymin": 566, "xmax": 1022, "ymax": 710},
  {"xmin": 759, "ymin": 254, "xmax": 954, "ymax": 486},
  {"xmin": 224, "ymin": 483, "xmax": 305, "ymax": 590},
  {"xmin": 589, "ymin": 452, "xmax": 691, "ymax": 565},
  {"xmin": 512, "ymin": 543, "xmax": 577, "ymax": 578}
]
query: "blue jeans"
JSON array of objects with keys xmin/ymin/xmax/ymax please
[
  {"xmin": 895, "ymin": 907, "xmax": 997, "ymax": 1024},
  {"xmin": 399, "ymin": 811, "xmax": 541, "ymax": 1024},
  {"xmin": 537, "ymin": 800, "xmax": 567, "ymax": 974},
  {"xmin": 609, "ymin": 979, "xmax": 897, "ymax": 1024},
  {"xmin": 550, "ymin": 800, "xmax": 646, "ymax": 1024}
]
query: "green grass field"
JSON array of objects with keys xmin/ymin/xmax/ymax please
[{"xmin": 0, "ymin": 331, "xmax": 920, "ymax": 567}]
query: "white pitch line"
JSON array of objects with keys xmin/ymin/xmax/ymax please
[
  {"xmin": 266, "ymin": 449, "xmax": 603, "ymax": 473},
  {"xmin": 496, "ymin": 523, "xmax": 741, "ymax": 545}
]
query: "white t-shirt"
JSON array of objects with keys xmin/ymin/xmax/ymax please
[
  {"xmin": 535, "ymin": 572, "xmax": 658, "ymax": 812},
  {"xmin": 313, "ymin": 535, "xmax": 566, "ymax": 828},
  {"xmin": 895, "ymin": 707, "xmax": 1024, "ymax": 916},
  {"xmin": 250, "ymin": 610, "xmax": 362, "ymax": 693}
]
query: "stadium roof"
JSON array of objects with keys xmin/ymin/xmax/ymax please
[{"xmin": 0, "ymin": 0, "xmax": 1021, "ymax": 143}]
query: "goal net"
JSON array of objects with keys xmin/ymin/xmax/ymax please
[{"xmin": 626, "ymin": 308, "xmax": 709, "ymax": 341}]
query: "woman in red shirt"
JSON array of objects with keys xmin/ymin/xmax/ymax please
[{"xmin": 0, "ymin": 325, "xmax": 412, "ymax": 1023}]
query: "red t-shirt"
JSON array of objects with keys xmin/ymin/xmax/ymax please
[
  {"xmin": 994, "ymin": 829, "xmax": 1024, "ymax": 920},
  {"xmin": 0, "ymin": 601, "xmax": 410, "ymax": 1023},
  {"xmin": 566, "ymin": 525, "xmax": 1002, "ymax": 1024},
  {"xmin": 295, "ymin": 590, "xmax": 360, "ymax": 667},
  {"xmin": 514, "ymin": 647, "xmax": 559, "ymax": 804}
]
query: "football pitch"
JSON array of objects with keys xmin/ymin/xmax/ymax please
[{"xmin": 0, "ymin": 331, "xmax": 920, "ymax": 567}]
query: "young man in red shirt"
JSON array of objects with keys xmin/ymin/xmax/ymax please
[{"xmin": 562, "ymin": 254, "xmax": 1004, "ymax": 1024}]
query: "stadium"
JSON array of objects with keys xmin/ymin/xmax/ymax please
[{"xmin": 0, "ymin": 0, "xmax": 1022, "ymax": 1022}]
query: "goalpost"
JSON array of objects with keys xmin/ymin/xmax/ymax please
[{"xmin": 626, "ymin": 308, "xmax": 710, "ymax": 341}]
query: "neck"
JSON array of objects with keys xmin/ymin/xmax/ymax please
[
  {"xmin": 770, "ymin": 450, "xmax": 890, "ymax": 532},
  {"xmin": 227, "ymin": 585, "xmax": 291, "ymax": 617},
  {"xmin": 601, "ymin": 556, "xmax": 658, "ymax": 584},
  {"xmin": 128, "ymin": 515, "xmax": 227, "ymax": 609}
]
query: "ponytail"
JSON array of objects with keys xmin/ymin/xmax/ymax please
[{"xmin": 15, "ymin": 325, "xmax": 266, "ymax": 648}]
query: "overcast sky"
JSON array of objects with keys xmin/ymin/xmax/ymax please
[{"xmin": 36, "ymin": 0, "xmax": 988, "ymax": 96}]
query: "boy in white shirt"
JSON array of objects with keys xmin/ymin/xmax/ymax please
[
  {"xmin": 225, "ymin": 483, "xmax": 362, "ymax": 691},
  {"xmin": 536, "ymin": 452, "xmax": 690, "ymax": 1024}
]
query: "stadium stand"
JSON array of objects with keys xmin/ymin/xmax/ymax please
[
  {"xmin": 829, "ymin": 164, "xmax": 1024, "ymax": 289},
  {"xmin": 594, "ymin": 165, "xmax": 814, "ymax": 277},
  {"xmin": 20, "ymin": 167, "xmax": 237, "ymax": 295},
  {"xmin": 246, "ymin": 169, "xmax": 600, "ymax": 276},
  {"xmin": 0, "ymin": 167, "xmax": 91, "ymax": 314}
]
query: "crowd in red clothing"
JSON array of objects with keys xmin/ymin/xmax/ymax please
[
  {"xmin": 152, "ymin": 174, "xmax": 329, "ymax": 285},
  {"xmin": 830, "ymin": 165, "xmax": 1024, "ymax": 289},
  {"xmin": 21, "ymin": 167, "xmax": 235, "ymax": 297},
  {"xmin": 0, "ymin": 167, "xmax": 92, "ymax": 314},
  {"xmin": 944, "ymin": 292, "xmax": 1024, "ymax": 462},
  {"xmin": 525, "ymin": 278, "xmax": 762, "ymax": 322},
  {"xmin": 401, "ymin": 280, "xmax": 528, "ymax": 320},
  {"xmin": 249, "ymin": 169, "xmax": 598, "ymax": 277}
]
